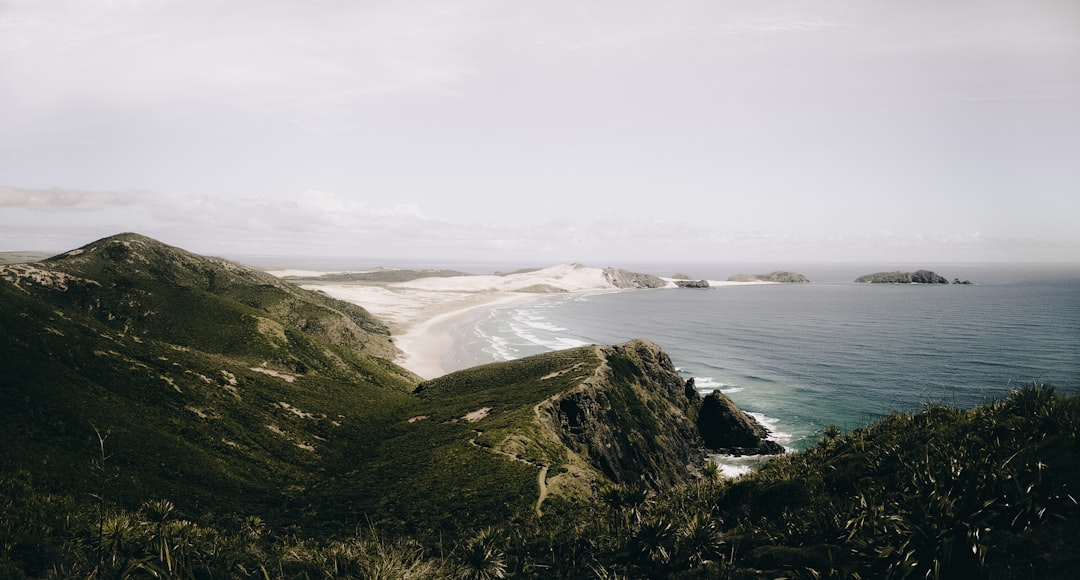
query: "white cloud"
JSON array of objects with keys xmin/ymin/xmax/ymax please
[
  {"xmin": 138, "ymin": 191, "xmax": 445, "ymax": 237},
  {"xmin": 0, "ymin": 184, "xmax": 1074, "ymax": 263},
  {"xmin": 0, "ymin": 186, "xmax": 143, "ymax": 211}
]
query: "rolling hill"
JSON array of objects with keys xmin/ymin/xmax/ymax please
[{"xmin": 0, "ymin": 233, "xmax": 710, "ymax": 539}]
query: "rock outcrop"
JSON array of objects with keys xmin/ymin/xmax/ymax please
[
  {"xmin": 728, "ymin": 271, "xmax": 810, "ymax": 283},
  {"xmin": 697, "ymin": 391, "xmax": 784, "ymax": 456},
  {"xmin": 547, "ymin": 340, "xmax": 705, "ymax": 488},
  {"xmin": 675, "ymin": 279, "xmax": 710, "ymax": 288},
  {"xmin": 602, "ymin": 267, "xmax": 669, "ymax": 289},
  {"xmin": 855, "ymin": 270, "xmax": 949, "ymax": 284}
]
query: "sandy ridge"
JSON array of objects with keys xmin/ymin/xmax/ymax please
[{"xmin": 270, "ymin": 264, "xmax": 768, "ymax": 379}]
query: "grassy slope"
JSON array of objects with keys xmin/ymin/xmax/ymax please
[
  {"xmin": 38, "ymin": 233, "xmax": 398, "ymax": 359},
  {"xmin": 3, "ymin": 380, "xmax": 1073, "ymax": 578},
  {"xmin": 0, "ymin": 275, "xmax": 419, "ymax": 524},
  {"xmin": 3, "ymin": 234, "xmax": 705, "ymax": 545},
  {"xmin": 0, "ymin": 234, "xmax": 425, "ymax": 528},
  {"xmin": 310, "ymin": 347, "xmax": 603, "ymax": 539}
]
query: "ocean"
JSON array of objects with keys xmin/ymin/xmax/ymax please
[{"xmin": 445, "ymin": 263, "xmax": 1080, "ymax": 469}]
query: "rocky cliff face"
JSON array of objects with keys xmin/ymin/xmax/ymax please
[
  {"xmin": 544, "ymin": 340, "xmax": 705, "ymax": 488},
  {"xmin": 602, "ymin": 268, "xmax": 669, "ymax": 289}
]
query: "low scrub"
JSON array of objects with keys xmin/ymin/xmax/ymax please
[{"xmin": 3, "ymin": 384, "xmax": 1075, "ymax": 578}]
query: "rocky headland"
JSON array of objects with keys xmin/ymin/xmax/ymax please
[{"xmin": 602, "ymin": 267, "xmax": 669, "ymax": 289}]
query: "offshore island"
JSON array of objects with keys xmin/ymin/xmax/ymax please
[{"xmin": 855, "ymin": 269, "xmax": 973, "ymax": 284}]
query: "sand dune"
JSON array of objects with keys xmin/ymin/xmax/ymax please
[
  {"xmin": 271, "ymin": 264, "xmax": 627, "ymax": 378},
  {"xmin": 271, "ymin": 264, "xmax": 765, "ymax": 379}
]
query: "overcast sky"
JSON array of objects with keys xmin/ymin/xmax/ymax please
[{"xmin": 2, "ymin": 0, "xmax": 1078, "ymax": 265}]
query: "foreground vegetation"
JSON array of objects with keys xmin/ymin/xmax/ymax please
[
  {"xmin": 4, "ymin": 235, "xmax": 1076, "ymax": 577},
  {"xmin": 4, "ymin": 383, "xmax": 1076, "ymax": 578}
]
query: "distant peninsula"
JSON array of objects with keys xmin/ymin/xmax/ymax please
[
  {"xmin": 727, "ymin": 271, "xmax": 810, "ymax": 283},
  {"xmin": 283, "ymin": 268, "xmax": 472, "ymax": 283},
  {"xmin": 855, "ymin": 270, "xmax": 950, "ymax": 284}
]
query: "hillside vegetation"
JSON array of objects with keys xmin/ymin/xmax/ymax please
[
  {"xmin": 1, "ymin": 234, "xmax": 1075, "ymax": 578},
  {"xmin": 0, "ymin": 234, "xmax": 421, "ymax": 522},
  {"xmin": 2, "ymin": 385, "xmax": 1074, "ymax": 578},
  {"xmin": 0, "ymin": 234, "xmax": 717, "ymax": 575}
]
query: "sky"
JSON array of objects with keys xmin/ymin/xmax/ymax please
[{"xmin": 1, "ymin": 0, "xmax": 1079, "ymax": 265}]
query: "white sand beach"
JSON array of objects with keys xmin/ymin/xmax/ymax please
[{"xmin": 269, "ymin": 265, "xmax": 768, "ymax": 379}]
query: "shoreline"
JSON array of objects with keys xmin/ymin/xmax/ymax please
[
  {"xmin": 301, "ymin": 282, "xmax": 579, "ymax": 379},
  {"xmin": 285, "ymin": 267, "xmax": 775, "ymax": 380},
  {"xmin": 281, "ymin": 263, "xmax": 638, "ymax": 379},
  {"xmin": 392, "ymin": 291, "xmax": 559, "ymax": 379}
]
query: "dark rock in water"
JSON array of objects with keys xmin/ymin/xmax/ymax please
[
  {"xmin": 952, "ymin": 278, "xmax": 973, "ymax": 285},
  {"xmin": 697, "ymin": 391, "xmax": 784, "ymax": 456},
  {"xmin": 675, "ymin": 279, "xmax": 710, "ymax": 288},
  {"xmin": 855, "ymin": 270, "xmax": 949, "ymax": 284},
  {"xmin": 727, "ymin": 271, "xmax": 810, "ymax": 283},
  {"xmin": 684, "ymin": 377, "xmax": 702, "ymax": 403}
]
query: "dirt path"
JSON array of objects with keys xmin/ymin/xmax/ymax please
[
  {"xmin": 469, "ymin": 430, "xmax": 550, "ymax": 516},
  {"xmin": 535, "ymin": 466, "xmax": 549, "ymax": 517}
]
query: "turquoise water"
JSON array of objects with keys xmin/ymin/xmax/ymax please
[{"xmin": 448, "ymin": 264, "xmax": 1080, "ymax": 452}]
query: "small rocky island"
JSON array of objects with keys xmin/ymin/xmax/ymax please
[
  {"xmin": 855, "ymin": 270, "xmax": 951, "ymax": 284},
  {"xmin": 675, "ymin": 279, "xmax": 710, "ymax": 288},
  {"xmin": 696, "ymin": 389, "xmax": 784, "ymax": 456},
  {"xmin": 727, "ymin": 271, "xmax": 810, "ymax": 283}
]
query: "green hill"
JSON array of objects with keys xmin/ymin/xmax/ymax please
[
  {"xmin": 0, "ymin": 234, "xmax": 423, "ymax": 522},
  {"xmin": 2, "ymin": 235, "xmax": 705, "ymax": 524},
  {"xmin": 30, "ymin": 232, "xmax": 398, "ymax": 359},
  {"xmin": 2, "ymin": 233, "xmax": 1074, "ymax": 578},
  {"xmin": 0, "ymin": 234, "xmax": 718, "ymax": 575}
]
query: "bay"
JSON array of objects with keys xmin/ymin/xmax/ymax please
[{"xmin": 448, "ymin": 263, "xmax": 1080, "ymax": 455}]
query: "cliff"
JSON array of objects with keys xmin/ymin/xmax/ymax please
[
  {"xmin": 855, "ymin": 270, "xmax": 950, "ymax": 284},
  {"xmin": 544, "ymin": 340, "xmax": 706, "ymax": 488},
  {"xmin": 408, "ymin": 339, "xmax": 711, "ymax": 527}
]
